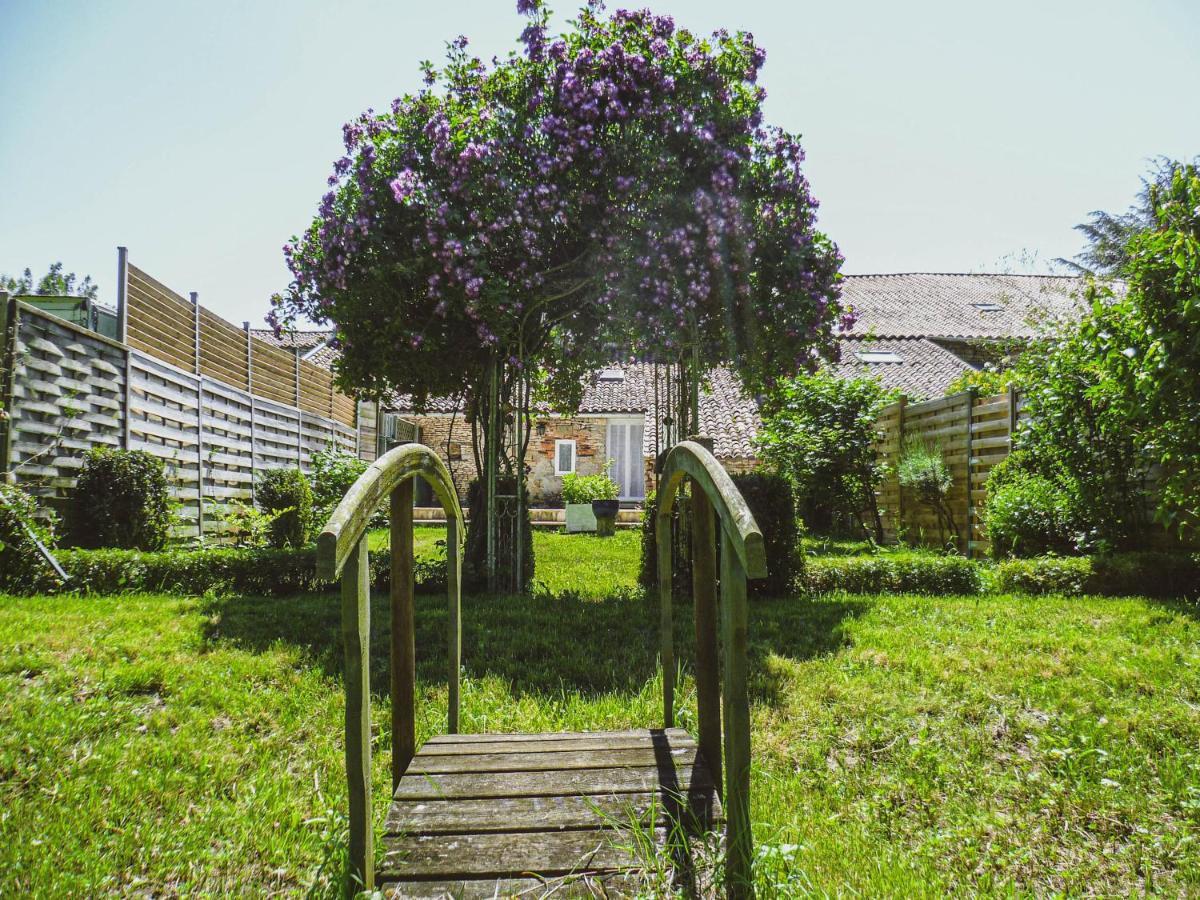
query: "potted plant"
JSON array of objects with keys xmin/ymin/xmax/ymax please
[{"xmin": 561, "ymin": 469, "xmax": 621, "ymax": 534}]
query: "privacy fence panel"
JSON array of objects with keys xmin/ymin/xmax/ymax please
[
  {"xmin": 1, "ymin": 255, "xmax": 367, "ymax": 543},
  {"xmin": 875, "ymin": 388, "xmax": 1023, "ymax": 556}
]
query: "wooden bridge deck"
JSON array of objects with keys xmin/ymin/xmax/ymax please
[{"xmin": 380, "ymin": 728, "xmax": 722, "ymax": 899}]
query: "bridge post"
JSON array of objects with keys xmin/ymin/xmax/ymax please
[
  {"xmin": 657, "ymin": 506, "xmax": 674, "ymax": 728},
  {"xmin": 721, "ymin": 529, "xmax": 752, "ymax": 899},
  {"xmin": 391, "ymin": 479, "xmax": 416, "ymax": 787},
  {"xmin": 447, "ymin": 513, "xmax": 462, "ymax": 734},
  {"xmin": 341, "ymin": 535, "xmax": 374, "ymax": 892},
  {"xmin": 690, "ymin": 489, "xmax": 722, "ymax": 798}
]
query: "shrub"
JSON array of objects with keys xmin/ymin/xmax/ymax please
[
  {"xmin": 310, "ymin": 447, "xmax": 369, "ymax": 526},
  {"xmin": 66, "ymin": 448, "xmax": 173, "ymax": 550},
  {"xmin": 731, "ymin": 471, "xmax": 803, "ymax": 596},
  {"xmin": 462, "ymin": 477, "xmax": 534, "ymax": 592},
  {"xmin": 995, "ymin": 552, "xmax": 1200, "ymax": 598},
  {"xmin": 256, "ymin": 468, "xmax": 313, "ymax": 549},
  {"xmin": 897, "ymin": 438, "xmax": 958, "ymax": 548},
  {"xmin": 0, "ymin": 482, "xmax": 65, "ymax": 593},
  {"xmin": 638, "ymin": 488, "xmax": 693, "ymax": 597},
  {"xmin": 639, "ymin": 471, "xmax": 802, "ymax": 598},
  {"xmin": 561, "ymin": 471, "xmax": 619, "ymax": 504},
  {"xmin": 755, "ymin": 371, "xmax": 898, "ymax": 540},
  {"xmin": 984, "ymin": 469, "xmax": 1079, "ymax": 558},
  {"xmin": 805, "ymin": 552, "xmax": 982, "ymax": 595}
]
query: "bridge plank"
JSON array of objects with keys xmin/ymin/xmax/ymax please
[
  {"xmin": 418, "ymin": 733, "xmax": 696, "ymax": 756},
  {"xmin": 380, "ymin": 873, "xmax": 638, "ymax": 899},
  {"xmin": 406, "ymin": 745, "xmax": 698, "ymax": 775}
]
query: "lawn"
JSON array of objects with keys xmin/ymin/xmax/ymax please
[{"xmin": 2, "ymin": 547, "xmax": 1198, "ymax": 895}]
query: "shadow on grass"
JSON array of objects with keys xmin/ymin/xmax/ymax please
[{"xmin": 201, "ymin": 588, "xmax": 866, "ymax": 705}]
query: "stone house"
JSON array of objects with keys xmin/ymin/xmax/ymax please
[{"xmin": 265, "ymin": 272, "xmax": 1086, "ymax": 506}]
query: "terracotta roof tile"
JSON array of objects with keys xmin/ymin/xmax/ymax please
[{"xmin": 249, "ymin": 328, "xmax": 334, "ymax": 351}]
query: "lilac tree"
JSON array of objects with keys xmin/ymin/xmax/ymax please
[{"xmin": 274, "ymin": 1, "xmax": 847, "ymax": 587}]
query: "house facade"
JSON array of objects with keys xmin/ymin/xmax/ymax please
[{"xmin": 277, "ymin": 273, "xmax": 1087, "ymax": 506}]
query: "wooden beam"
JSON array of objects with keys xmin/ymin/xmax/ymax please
[
  {"xmin": 447, "ymin": 513, "xmax": 462, "ymax": 735},
  {"xmin": 391, "ymin": 479, "xmax": 415, "ymax": 788},
  {"xmin": 720, "ymin": 529, "xmax": 752, "ymax": 900},
  {"xmin": 340, "ymin": 536, "xmax": 373, "ymax": 893},
  {"xmin": 691, "ymin": 489, "xmax": 722, "ymax": 797},
  {"xmin": 656, "ymin": 509, "xmax": 674, "ymax": 729}
]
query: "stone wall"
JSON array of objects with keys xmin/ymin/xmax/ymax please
[{"xmin": 524, "ymin": 416, "xmax": 609, "ymax": 504}]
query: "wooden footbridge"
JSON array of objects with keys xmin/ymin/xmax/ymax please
[{"xmin": 318, "ymin": 441, "xmax": 765, "ymax": 898}]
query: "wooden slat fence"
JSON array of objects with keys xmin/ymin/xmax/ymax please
[
  {"xmin": 1, "ymin": 254, "xmax": 375, "ymax": 543},
  {"xmin": 875, "ymin": 387, "xmax": 1024, "ymax": 556}
]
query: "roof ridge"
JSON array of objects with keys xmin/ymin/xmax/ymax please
[{"xmin": 842, "ymin": 272, "xmax": 1082, "ymax": 280}]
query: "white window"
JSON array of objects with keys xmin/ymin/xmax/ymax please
[
  {"xmin": 554, "ymin": 439, "xmax": 577, "ymax": 475},
  {"xmin": 855, "ymin": 350, "xmax": 904, "ymax": 364}
]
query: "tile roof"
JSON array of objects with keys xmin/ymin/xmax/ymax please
[
  {"xmin": 249, "ymin": 328, "xmax": 334, "ymax": 351},
  {"xmin": 840, "ymin": 273, "xmax": 1087, "ymax": 339},
  {"xmin": 831, "ymin": 337, "xmax": 973, "ymax": 400},
  {"xmin": 303, "ymin": 341, "xmax": 341, "ymax": 371}
]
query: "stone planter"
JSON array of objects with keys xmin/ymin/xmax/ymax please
[
  {"xmin": 564, "ymin": 502, "xmax": 597, "ymax": 533},
  {"xmin": 591, "ymin": 499, "xmax": 620, "ymax": 537}
]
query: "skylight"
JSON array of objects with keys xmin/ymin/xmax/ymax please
[
  {"xmin": 598, "ymin": 368, "xmax": 625, "ymax": 381},
  {"xmin": 971, "ymin": 301, "xmax": 1004, "ymax": 313},
  {"xmin": 856, "ymin": 351, "xmax": 903, "ymax": 364}
]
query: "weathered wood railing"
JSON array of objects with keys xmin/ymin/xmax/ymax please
[
  {"xmin": 316, "ymin": 443, "xmax": 464, "ymax": 893},
  {"xmin": 658, "ymin": 440, "xmax": 766, "ymax": 900}
]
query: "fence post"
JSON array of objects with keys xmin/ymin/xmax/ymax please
[
  {"xmin": 963, "ymin": 388, "xmax": 975, "ymax": 557},
  {"xmin": 0, "ymin": 294, "xmax": 15, "ymax": 476},
  {"xmin": 117, "ymin": 248, "xmax": 132, "ymax": 451},
  {"xmin": 895, "ymin": 395, "xmax": 907, "ymax": 540},
  {"xmin": 294, "ymin": 350, "xmax": 302, "ymax": 469},
  {"xmin": 191, "ymin": 292, "xmax": 204, "ymax": 545},
  {"xmin": 245, "ymin": 323, "xmax": 256, "ymax": 504},
  {"xmin": 1008, "ymin": 383, "xmax": 1019, "ymax": 444}
]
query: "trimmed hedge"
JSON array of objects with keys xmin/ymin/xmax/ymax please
[
  {"xmin": 639, "ymin": 471, "xmax": 802, "ymax": 598},
  {"xmin": 66, "ymin": 448, "xmax": 173, "ymax": 550},
  {"xmin": 49, "ymin": 545, "xmax": 449, "ymax": 597},
  {"xmin": 994, "ymin": 552, "xmax": 1200, "ymax": 599},
  {"xmin": 805, "ymin": 553, "xmax": 982, "ymax": 595},
  {"xmin": 256, "ymin": 468, "xmax": 313, "ymax": 549}
]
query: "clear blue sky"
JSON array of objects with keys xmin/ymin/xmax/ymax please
[{"xmin": 2, "ymin": 0, "xmax": 1197, "ymax": 325}]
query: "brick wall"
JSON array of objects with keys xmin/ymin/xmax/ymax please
[
  {"xmin": 408, "ymin": 414, "xmax": 477, "ymax": 500},
  {"xmin": 524, "ymin": 416, "xmax": 609, "ymax": 504}
]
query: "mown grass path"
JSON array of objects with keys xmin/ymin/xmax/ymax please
[{"xmin": 2, "ymin": 585, "xmax": 1197, "ymax": 895}]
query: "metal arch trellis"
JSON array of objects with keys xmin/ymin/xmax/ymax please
[{"xmin": 316, "ymin": 442, "xmax": 464, "ymax": 893}]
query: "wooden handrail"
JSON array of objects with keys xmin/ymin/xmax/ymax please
[
  {"xmin": 657, "ymin": 440, "xmax": 763, "ymax": 900},
  {"xmin": 317, "ymin": 442, "xmax": 464, "ymax": 894}
]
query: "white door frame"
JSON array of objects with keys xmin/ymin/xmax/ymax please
[{"xmin": 605, "ymin": 415, "xmax": 645, "ymax": 501}]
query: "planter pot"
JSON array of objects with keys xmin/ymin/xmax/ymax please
[
  {"xmin": 564, "ymin": 502, "xmax": 597, "ymax": 533},
  {"xmin": 591, "ymin": 499, "xmax": 620, "ymax": 537}
]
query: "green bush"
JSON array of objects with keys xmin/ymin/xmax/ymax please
[
  {"xmin": 561, "ymin": 471, "xmax": 619, "ymax": 504},
  {"xmin": 639, "ymin": 471, "xmax": 802, "ymax": 598},
  {"xmin": 731, "ymin": 471, "xmax": 803, "ymax": 596},
  {"xmin": 897, "ymin": 438, "xmax": 959, "ymax": 548},
  {"xmin": 256, "ymin": 468, "xmax": 313, "ymax": 549},
  {"xmin": 984, "ymin": 469, "xmax": 1079, "ymax": 558},
  {"xmin": 805, "ymin": 553, "xmax": 982, "ymax": 595},
  {"xmin": 310, "ymin": 447, "xmax": 369, "ymax": 527},
  {"xmin": 638, "ymin": 488, "xmax": 693, "ymax": 597},
  {"xmin": 995, "ymin": 552, "xmax": 1200, "ymax": 598},
  {"xmin": 66, "ymin": 448, "xmax": 173, "ymax": 550},
  {"xmin": 0, "ymin": 482, "xmax": 65, "ymax": 593},
  {"xmin": 462, "ymin": 477, "xmax": 534, "ymax": 592}
]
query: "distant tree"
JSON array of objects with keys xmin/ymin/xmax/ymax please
[
  {"xmin": 1058, "ymin": 156, "xmax": 1199, "ymax": 275},
  {"xmin": 1, "ymin": 262, "xmax": 98, "ymax": 300}
]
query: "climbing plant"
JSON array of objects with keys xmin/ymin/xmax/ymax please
[{"xmin": 274, "ymin": 1, "xmax": 846, "ymax": 588}]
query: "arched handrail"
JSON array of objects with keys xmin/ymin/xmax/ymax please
[
  {"xmin": 657, "ymin": 440, "xmax": 764, "ymax": 900},
  {"xmin": 317, "ymin": 443, "xmax": 464, "ymax": 894}
]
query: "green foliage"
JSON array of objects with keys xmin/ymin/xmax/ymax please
[
  {"xmin": 995, "ymin": 552, "xmax": 1200, "ymax": 599},
  {"xmin": 255, "ymin": 468, "xmax": 313, "ymax": 549},
  {"xmin": 1096, "ymin": 163, "xmax": 1200, "ymax": 535},
  {"xmin": 2, "ymin": 261, "xmax": 98, "ymax": 299},
  {"xmin": 309, "ymin": 447, "xmax": 368, "ymax": 526},
  {"xmin": 756, "ymin": 371, "xmax": 898, "ymax": 539},
  {"xmin": 639, "ymin": 471, "xmax": 802, "ymax": 598},
  {"xmin": 944, "ymin": 367, "xmax": 1015, "ymax": 397},
  {"xmin": 462, "ymin": 477, "xmax": 534, "ymax": 592},
  {"xmin": 896, "ymin": 438, "xmax": 958, "ymax": 548},
  {"xmin": 731, "ymin": 471, "xmax": 803, "ymax": 596},
  {"xmin": 561, "ymin": 470, "xmax": 619, "ymax": 504},
  {"xmin": 206, "ymin": 500, "xmax": 274, "ymax": 549},
  {"xmin": 0, "ymin": 482, "xmax": 64, "ymax": 593},
  {"xmin": 66, "ymin": 449, "xmax": 173, "ymax": 550},
  {"xmin": 983, "ymin": 462, "xmax": 1080, "ymax": 558},
  {"xmin": 804, "ymin": 552, "xmax": 982, "ymax": 595}
]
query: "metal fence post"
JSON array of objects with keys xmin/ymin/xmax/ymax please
[
  {"xmin": 117, "ymin": 248, "xmax": 132, "ymax": 451},
  {"xmin": 245, "ymin": 322, "xmax": 256, "ymax": 504},
  {"xmin": 191, "ymin": 292, "xmax": 204, "ymax": 545}
]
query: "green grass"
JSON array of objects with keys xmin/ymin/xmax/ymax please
[
  {"xmin": 2, "ymin": 581, "xmax": 1197, "ymax": 896},
  {"xmin": 368, "ymin": 524, "xmax": 642, "ymax": 599}
]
